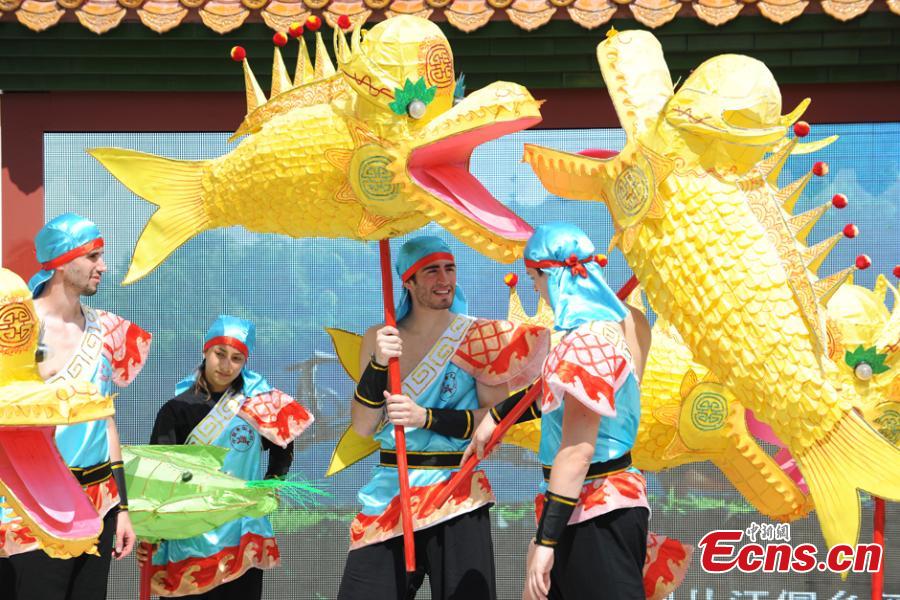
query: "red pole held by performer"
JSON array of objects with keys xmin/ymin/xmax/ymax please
[
  {"xmin": 379, "ymin": 239, "xmax": 416, "ymax": 573},
  {"xmin": 430, "ymin": 384, "xmax": 542, "ymax": 510},
  {"xmin": 872, "ymin": 497, "xmax": 885, "ymax": 600},
  {"xmin": 139, "ymin": 543, "xmax": 153, "ymax": 600},
  {"xmin": 432, "ymin": 275, "xmax": 639, "ymax": 511}
]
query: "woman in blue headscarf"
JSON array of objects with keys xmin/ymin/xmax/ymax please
[
  {"xmin": 467, "ymin": 222, "xmax": 653, "ymax": 600},
  {"xmin": 137, "ymin": 315, "xmax": 314, "ymax": 599}
]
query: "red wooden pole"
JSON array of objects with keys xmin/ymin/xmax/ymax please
[
  {"xmin": 379, "ymin": 239, "xmax": 416, "ymax": 573},
  {"xmin": 430, "ymin": 384, "xmax": 542, "ymax": 510},
  {"xmin": 139, "ymin": 543, "xmax": 153, "ymax": 600},
  {"xmin": 873, "ymin": 497, "xmax": 885, "ymax": 600},
  {"xmin": 432, "ymin": 275, "xmax": 640, "ymax": 510}
]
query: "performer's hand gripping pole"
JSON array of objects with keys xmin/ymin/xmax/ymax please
[
  {"xmin": 431, "ymin": 275, "xmax": 640, "ymax": 511},
  {"xmin": 379, "ymin": 239, "xmax": 416, "ymax": 573}
]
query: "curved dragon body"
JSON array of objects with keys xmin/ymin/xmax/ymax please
[{"xmin": 524, "ymin": 30, "xmax": 899, "ymax": 549}]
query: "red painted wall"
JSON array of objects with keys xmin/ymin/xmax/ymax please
[{"xmin": 3, "ymin": 82, "xmax": 899, "ymax": 278}]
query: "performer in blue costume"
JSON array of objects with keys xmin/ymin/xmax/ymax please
[
  {"xmin": 338, "ymin": 236, "xmax": 549, "ymax": 600},
  {"xmin": 3, "ymin": 213, "xmax": 151, "ymax": 600},
  {"xmin": 140, "ymin": 315, "xmax": 313, "ymax": 599},
  {"xmin": 468, "ymin": 222, "xmax": 660, "ymax": 600}
]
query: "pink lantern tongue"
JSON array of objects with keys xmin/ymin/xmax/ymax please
[
  {"xmin": 0, "ymin": 428, "xmax": 101, "ymax": 539},
  {"xmin": 774, "ymin": 448, "xmax": 809, "ymax": 494},
  {"xmin": 745, "ymin": 409, "xmax": 783, "ymax": 446},
  {"xmin": 424, "ymin": 164, "xmax": 532, "ymax": 237},
  {"xmin": 745, "ymin": 410, "xmax": 809, "ymax": 493}
]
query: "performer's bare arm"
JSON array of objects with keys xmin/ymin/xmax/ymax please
[
  {"xmin": 350, "ymin": 325, "xmax": 389, "ymax": 437},
  {"xmin": 526, "ymin": 393, "xmax": 601, "ymax": 600},
  {"xmin": 621, "ymin": 305, "xmax": 651, "ymax": 381},
  {"xmin": 474, "ymin": 380, "xmax": 508, "ymax": 421},
  {"xmin": 545, "ymin": 395, "xmax": 601, "ymax": 498},
  {"xmin": 106, "ymin": 417, "xmax": 136, "ymax": 560}
]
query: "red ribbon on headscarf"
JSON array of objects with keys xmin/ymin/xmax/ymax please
[
  {"xmin": 525, "ymin": 253, "xmax": 603, "ymax": 278},
  {"xmin": 40, "ymin": 238, "xmax": 104, "ymax": 270},
  {"xmin": 203, "ymin": 336, "xmax": 250, "ymax": 358}
]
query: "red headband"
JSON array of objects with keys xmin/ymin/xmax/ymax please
[
  {"xmin": 203, "ymin": 336, "xmax": 250, "ymax": 358},
  {"xmin": 525, "ymin": 254, "xmax": 604, "ymax": 279},
  {"xmin": 40, "ymin": 238, "xmax": 104, "ymax": 270},
  {"xmin": 401, "ymin": 252, "xmax": 455, "ymax": 282}
]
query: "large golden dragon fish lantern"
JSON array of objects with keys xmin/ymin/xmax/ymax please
[
  {"xmin": 89, "ymin": 16, "xmax": 541, "ymax": 284},
  {"xmin": 524, "ymin": 29, "xmax": 899, "ymax": 550},
  {"xmin": 0, "ymin": 269, "xmax": 114, "ymax": 558}
]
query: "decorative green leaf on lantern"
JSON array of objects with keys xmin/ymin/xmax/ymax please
[
  {"xmin": 844, "ymin": 345, "xmax": 890, "ymax": 375},
  {"xmin": 389, "ymin": 77, "xmax": 437, "ymax": 116}
]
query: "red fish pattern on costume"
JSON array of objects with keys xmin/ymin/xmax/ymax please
[
  {"xmin": 453, "ymin": 320, "xmax": 549, "ymax": 389},
  {"xmin": 148, "ymin": 532, "xmax": 280, "ymax": 596},
  {"xmin": 240, "ymin": 390, "xmax": 314, "ymax": 447},
  {"xmin": 541, "ymin": 326, "xmax": 629, "ymax": 414},
  {"xmin": 97, "ymin": 310, "xmax": 151, "ymax": 387},
  {"xmin": 349, "ymin": 471, "xmax": 493, "ymax": 550}
]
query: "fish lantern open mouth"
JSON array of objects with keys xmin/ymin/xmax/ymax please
[{"xmin": 88, "ymin": 15, "xmax": 541, "ymax": 285}]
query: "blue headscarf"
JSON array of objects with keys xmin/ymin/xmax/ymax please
[
  {"xmin": 175, "ymin": 315, "xmax": 272, "ymax": 397},
  {"xmin": 28, "ymin": 213, "xmax": 103, "ymax": 298},
  {"xmin": 395, "ymin": 236, "xmax": 467, "ymax": 321},
  {"xmin": 524, "ymin": 222, "xmax": 626, "ymax": 331}
]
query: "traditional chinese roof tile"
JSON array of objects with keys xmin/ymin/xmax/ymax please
[{"xmin": 2, "ymin": 0, "xmax": 896, "ymax": 34}]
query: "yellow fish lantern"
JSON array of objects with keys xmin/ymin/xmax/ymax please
[
  {"xmin": 827, "ymin": 275, "xmax": 900, "ymax": 445},
  {"xmin": 0, "ymin": 268, "xmax": 114, "ymax": 558},
  {"xmin": 89, "ymin": 16, "xmax": 542, "ymax": 285},
  {"xmin": 634, "ymin": 317, "xmax": 813, "ymax": 523},
  {"xmin": 524, "ymin": 29, "xmax": 900, "ymax": 550}
]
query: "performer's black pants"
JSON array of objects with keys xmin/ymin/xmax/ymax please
[
  {"xmin": 8, "ymin": 507, "xmax": 118, "ymax": 600},
  {"xmin": 179, "ymin": 567, "xmax": 264, "ymax": 600},
  {"xmin": 548, "ymin": 507, "xmax": 649, "ymax": 600},
  {"xmin": 338, "ymin": 505, "xmax": 496, "ymax": 600}
]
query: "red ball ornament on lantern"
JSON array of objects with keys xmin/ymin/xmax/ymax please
[
  {"xmin": 793, "ymin": 121, "xmax": 810, "ymax": 138},
  {"xmin": 504, "ymin": 273, "xmax": 518, "ymax": 287},
  {"xmin": 893, "ymin": 265, "xmax": 900, "ymax": 279},
  {"xmin": 273, "ymin": 32, "xmax": 288, "ymax": 47},
  {"xmin": 855, "ymin": 255, "xmax": 871, "ymax": 270},
  {"xmin": 306, "ymin": 15, "xmax": 322, "ymax": 31},
  {"xmin": 230, "ymin": 46, "xmax": 246, "ymax": 61},
  {"xmin": 831, "ymin": 193, "xmax": 848, "ymax": 209},
  {"xmin": 288, "ymin": 22, "xmax": 303, "ymax": 37},
  {"xmin": 337, "ymin": 14, "xmax": 351, "ymax": 29},
  {"xmin": 842, "ymin": 224, "xmax": 858, "ymax": 239},
  {"xmin": 813, "ymin": 162, "xmax": 829, "ymax": 177}
]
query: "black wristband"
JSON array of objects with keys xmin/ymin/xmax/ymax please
[
  {"xmin": 489, "ymin": 385, "xmax": 541, "ymax": 425},
  {"xmin": 423, "ymin": 408, "xmax": 474, "ymax": 439},
  {"xmin": 111, "ymin": 460, "xmax": 128, "ymax": 511},
  {"xmin": 354, "ymin": 359, "xmax": 388, "ymax": 409},
  {"xmin": 534, "ymin": 491, "xmax": 577, "ymax": 547}
]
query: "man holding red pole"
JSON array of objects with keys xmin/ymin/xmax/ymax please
[{"xmin": 338, "ymin": 236, "xmax": 549, "ymax": 600}]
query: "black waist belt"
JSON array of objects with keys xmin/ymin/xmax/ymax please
[
  {"xmin": 542, "ymin": 453, "xmax": 631, "ymax": 482},
  {"xmin": 70, "ymin": 461, "xmax": 112, "ymax": 487},
  {"xmin": 380, "ymin": 450, "xmax": 465, "ymax": 469}
]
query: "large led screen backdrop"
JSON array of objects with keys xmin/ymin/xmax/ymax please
[{"xmin": 43, "ymin": 124, "xmax": 898, "ymax": 599}]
